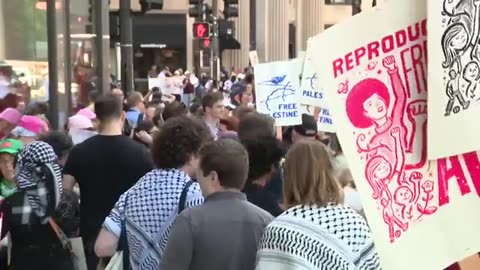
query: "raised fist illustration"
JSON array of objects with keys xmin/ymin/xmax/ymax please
[
  {"xmin": 407, "ymin": 100, "xmax": 427, "ymax": 122},
  {"xmin": 382, "ymin": 56, "xmax": 397, "ymax": 71},
  {"xmin": 409, "ymin": 171, "xmax": 423, "ymax": 182},
  {"xmin": 390, "ymin": 127, "xmax": 400, "ymax": 136}
]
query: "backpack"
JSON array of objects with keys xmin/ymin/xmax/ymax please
[{"xmin": 123, "ymin": 112, "xmax": 144, "ymax": 137}]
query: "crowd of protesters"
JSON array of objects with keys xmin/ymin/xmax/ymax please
[{"xmin": 0, "ymin": 68, "xmax": 464, "ymax": 270}]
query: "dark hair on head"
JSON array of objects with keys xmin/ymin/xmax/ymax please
[
  {"xmin": 232, "ymin": 105, "xmax": 255, "ymax": 119},
  {"xmin": 238, "ymin": 112, "xmax": 275, "ymax": 140},
  {"xmin": 201, "ymin": 91, "xmax": 224, "ymax": 110},
  {"xmin": 152, "ymin": 116, "xmax": 212, "ymax": 169},
  {"xmin": 241, "ymin": 136, "xmax": 285, "ymax": 181},
  {"xmin": 37, "ymin": 102, "xmax": 49, "ymax": 115},
  {"xmin": 136, "ymin": 119, "xmax": 154, "ymax": 133},
  {"xmin": 245, "ymin": 73, "xmax": 254, "ymax": 84},
  {"xmin": 38, "ymin": 131, "xmax": 73, "ymax": 160},
  {"xmin": 151, "ymin": 92, "xmax": 162, "ymax": 100},
  {"xmin": 327, "ymin": 132, "xmax": 343, "ymax": 155},
  {"xmin": 152, "ymin": 107, "xmax": 163, "ymax": 127},
  {"xmin": 94, "ymin": 94, "xmax": 124, "ymax": 122},
  {"xmin": 134, "ymin": 119, "xmax": 155, "ymax": 146},
  {"xmin": 162, "ymin": 101, "xmax": 187, "ymax": 122},
  {"xmin": 89, "ymin": 90, "xmax": 100, "ymax": 102},
  {"xmin": 199, "ymin": 139, "xmax": 249, "ymax": 189},
  {"xmin": 230, "ymin": 75, "xmax": 237, "ymax": 82},
  {"xmin": 26, "ymin": 102, "xmax": 49, "ymax": 115}
]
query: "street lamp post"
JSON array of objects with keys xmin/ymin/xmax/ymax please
[
  {"xmin": 47, "ymin": 0, "xmax": 59, "ymax": 129},
  {"xmin": 120, "ymin": 0, "xmax": 134, "ymax": 94}
]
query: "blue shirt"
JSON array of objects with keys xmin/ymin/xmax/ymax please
[{"xmin": 126, "ymin": 108, "xmax": 141, "ymax": 127}]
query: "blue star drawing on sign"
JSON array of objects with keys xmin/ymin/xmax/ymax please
[
  {"xmin": 305, "ymin": 73, "xmax": 318, "ymax": 89},
  {"xmin": 259, "ymin": 75, "xmax": 295, "ymax": 111}
]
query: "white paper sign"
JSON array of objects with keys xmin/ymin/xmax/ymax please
[
  {"xmin": 148, "ymin": 78, "xmax": 172, "ymax": 95},
  {"xmin": 249, "ymin": 51, "xmax": 260, "ymax": 67},
  {"xmin": 312, "ymin": 0, "xmax": 480, "ymax": 269},
  {"xmin": 300, "ymin": 40, "xmax": 336, "ymax": 133},
  {"xmin": 427, "ymin": 0, "xmax": 480, "ymax": 159},
  {"xmin": 255, "ymin": 61, "xmax": 302, "ymax": 126}
]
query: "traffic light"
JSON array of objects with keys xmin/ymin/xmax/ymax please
[
  {"xmin": 224, "ymin": 0, "xmax": 238, "ymax": 18},
  {"xmin": 201, "ymin": 38, "xmax": 211, "ymax": 48},
  {"xmin": 188, "ymin": 0, "xmax": 203, "ymax": 18},
  {"xmin": 88, "ymin": 0, "xmax": 93, "ymax": 23},
  {"xmin": 139, "ymin": 0, "xmax": 164, "ymax": 13},
  {"xmin": 193, "ymin": 22, "xmax": 211, "ymax": 39}
]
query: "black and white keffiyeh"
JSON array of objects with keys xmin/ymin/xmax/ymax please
[
  {"xmin": 15, "ymin": 141, "xmax": 62, "ymax": 224},
  {"xmin": 104, "ymin": 169, "xmax": 204, "ymax": 270},
  {"xmin": 256, "ymin": 204, "xmax": 381, "ymax": 270}
]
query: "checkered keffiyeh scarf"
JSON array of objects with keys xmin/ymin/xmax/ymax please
[{"xmin": 15, "ymin": 141, "xmax": 62, "ymax": 224}]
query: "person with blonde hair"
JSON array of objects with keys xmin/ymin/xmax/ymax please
[{"xmin": 255, "ymin": 140, "xmax": 380, "ymax": 270}]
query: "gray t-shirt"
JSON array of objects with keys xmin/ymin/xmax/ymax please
[{"xmin": 160, "ymin": 191, "xmax": 274, "ymax": 270}]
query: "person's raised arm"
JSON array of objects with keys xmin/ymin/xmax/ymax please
[
  {"xmin": 62, "ymin": 175, "xmax": 76, "ymax": 191},
  {"xmin": 62, "ymin": 146, "xmax": 79, "ymax": 191}
]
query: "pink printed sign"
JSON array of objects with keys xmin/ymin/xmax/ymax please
[{"xmin": 311, "ymin": 1, "xmax": 480, "ymax": 269}]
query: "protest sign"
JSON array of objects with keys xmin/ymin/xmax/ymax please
[
  {"xmin": 148, "ymin": 78, "xmax": 172, "ymax": 95},
  {"xmin": 311, "ymin": 0, "xmax": 480, "ymax": 269},
  {"xmin": 299, "ymin": 39, "xmax": 335, "ymax": 132},
  {"xmin": 427, "ymin": 0, "xmax": 480, "ymax": 159},
  {"xmin": 254, "ymin": 61, "xmax": 302, "ymax": 126},
  {"xmin": 249, "ymin": 51, "xmax": 260, "ymax": 67}
]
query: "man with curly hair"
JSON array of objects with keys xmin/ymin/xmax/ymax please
[{"xmin": 95, "ymin": 115, "xmax": 212, "ymax": 270}]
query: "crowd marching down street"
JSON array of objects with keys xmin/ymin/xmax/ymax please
[
  {"xmin": 0, "ymin": 67, "xmax": 385, "ymax": 270},
  {"xmin": 4, "ymin": 0, "xmax": 480, "ymax": 269}
]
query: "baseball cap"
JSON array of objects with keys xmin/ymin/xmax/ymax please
[
  {"xmin": 76, "ymin": 108, "xmax": 96, "ymax": 120},
  {"xmin": 293, "ymin": 114, "xmax": 318, "ymax": 137},
  {"xmin": 0, "ymin": 108, "xmax": 22, "ymax": 125},
  {"xmin": 68, "ymin": 115, "xmax": 93, "ymax": 130},
  {"xmin": 12, "ymin": 115, "xmax": 44, "ymax": 137},
  {"xmin": 0, "ymin": 139, "xmax": 23, "ymax": 155}
]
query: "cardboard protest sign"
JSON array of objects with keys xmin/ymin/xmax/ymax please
[
  {"xmin": 427, "ymin": 0, "xmax": 480, "ymax": 159},
  {"xmin": 254, "ymin": 61, "xmax": 302, "ymax": 126},
  {"xmin": 311, "ymin": 0, "xmax": 480, "ymax": 269}
]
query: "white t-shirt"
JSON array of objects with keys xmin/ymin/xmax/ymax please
[
  {"xmin": 170, "ymin": 77, "xmax": 183, "ymax": 95},
  {"xmin": 343, "ymin": 188, "xmax": 363, "ymax": 213}
]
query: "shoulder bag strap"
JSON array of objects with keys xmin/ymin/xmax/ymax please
[
  {"xmin": 178, "ymin": 180, "xmax": 194, "ymax": 214},
  {"xmin": 137, "ymin": 180, "xmax": 196, "ymax": 263},
  {"xmin": 121, "ymin": 193, "xmax": 130, "ymax": 270},
  {"xmin": 48, "ymin": 218, "xmax": 75, "ymax": 260}
]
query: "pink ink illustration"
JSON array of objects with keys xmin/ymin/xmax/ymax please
[
  {"xmin": 337, "ymin": 79, "xmax": 349, "ymax": 94},
  {"xmin": 345, "ymin": 55, "xmax": 433, "ymax": 242},
  {"xmin": 381, "ymin": 188, "xmax": 408, "ymax": 243}
]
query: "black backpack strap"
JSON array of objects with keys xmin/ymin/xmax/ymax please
[
  {"xmin": 177, "ymin": 180, "xmax": 194, "ymax": 214},
  {"xmin": 136, "ymin": 113, "xmax": 144, "ymax": 125},
  {"xmin": 120, "ymin": 194, "xmax": 130, "ymax": 270}
]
